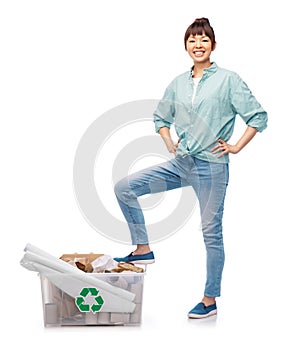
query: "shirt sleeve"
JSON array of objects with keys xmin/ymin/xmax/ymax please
[
  {"xmin": 230, "ymin": 74, "xmax": 268, "ymax": 133},
  {"xmin": 153, "ymin": 82, "xmax": 176, "ymax": 133}
]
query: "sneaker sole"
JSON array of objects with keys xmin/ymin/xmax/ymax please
[
  {"xmin": 188, "ymin": 309, "xmax": 217, "ymax": 319},
  {"xmin": 131, "ymin": 259, "xmax": 155, "ymax": 265}
]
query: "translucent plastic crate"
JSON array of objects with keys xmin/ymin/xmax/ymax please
[{"xmin": 40, "ymin": 272, "xmax": 144, "ymax": 326}]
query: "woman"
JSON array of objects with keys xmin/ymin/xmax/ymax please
[{"xmin": 114, "ymin": 18, "xmax": 268, "ymax": 318}]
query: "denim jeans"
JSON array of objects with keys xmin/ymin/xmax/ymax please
[{"xmin": 114, "ymin": 155, "xmax": 229, "ymax": 297}]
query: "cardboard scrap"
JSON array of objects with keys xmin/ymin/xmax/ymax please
[
  {"xmin": 60, "ymin": 253, "xmax": 104, "ymax": 273},
  {"xmin": 112, "ymin": 262, "xmax": 144, "ymax": 273},
  {"xmin": 60, "ymin": 253, "xmax": 144, "ymax": 273}
]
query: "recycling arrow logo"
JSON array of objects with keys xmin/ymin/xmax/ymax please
[{"xmin": 75, "ymin": 287, "xmax": 104, "ymax": 314}]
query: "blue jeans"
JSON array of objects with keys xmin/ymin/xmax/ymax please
[{"xmin": 114, "ymin": 156, "xmax": 229, "ymax": 297}]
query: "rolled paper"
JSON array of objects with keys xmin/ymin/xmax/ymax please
[
  {"xmin": 21, "ymin": 244, "xmax": 135, "ymax": 302},
  {"xmin": 34, "ymin": 263, "xmax": 136, "ymax": 313}
]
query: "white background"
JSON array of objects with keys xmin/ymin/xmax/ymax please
[{"xmin": 1, "ymin": 0, "xmax": 299, "ymax": 339}]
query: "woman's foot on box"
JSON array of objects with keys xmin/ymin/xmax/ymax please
[{"xmin": 114, "ymin": 251, "xmax": 155, "ymax": 264}]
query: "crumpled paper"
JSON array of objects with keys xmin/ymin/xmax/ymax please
[{"xmin": 60, "ymin": 253, "xmax": 144, "ymax": 273}]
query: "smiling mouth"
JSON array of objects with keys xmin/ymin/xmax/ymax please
[{"xmin": 193, "ymin": 50, "xmax": 205, "ymax": 57}]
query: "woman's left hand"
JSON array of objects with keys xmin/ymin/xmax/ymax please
[{"xmin": 211, "ymin": 139, "xmax": 240, "ymax": 158}]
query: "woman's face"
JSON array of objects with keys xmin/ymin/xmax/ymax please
[{"xmin": 186, "ymin": 33, "xmax": 214, "ymax": 65}]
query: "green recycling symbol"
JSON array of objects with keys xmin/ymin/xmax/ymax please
[{"xmin": 75, "ymin": 287, "xmax": 104, "ymax": 314}]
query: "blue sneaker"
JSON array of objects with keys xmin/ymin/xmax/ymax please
[
  {"xmin": 188, "ymin": 302, "xmax": 217, "ymax": 319},
  {"xmin": 114, "ymin": 251, "xmax": 155, "ymax": 264}
]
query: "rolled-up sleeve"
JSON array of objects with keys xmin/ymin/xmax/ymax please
[
  {"xmin": 153, "ymin": 84, "xmax": 176, "ymax": 133},
  {"xmin": 231, "ymin": 74, "xmax": 268, "ymax": 133}
]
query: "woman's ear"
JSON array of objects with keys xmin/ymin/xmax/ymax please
[{"xmin": 212, "ymin": 41, "xmax": 217, "ymax": 51}]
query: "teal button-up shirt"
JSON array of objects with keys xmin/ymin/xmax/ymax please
[{"xmin": 153, "ymin": 62, "xmax": 268, "ymax": 163}]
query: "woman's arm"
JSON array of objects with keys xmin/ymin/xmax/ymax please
[
  {"xmin": 211, "ymin": 126, "xmax": 257, "ymax": 158},
  {"xmin": 158, "ymin": 127, "xmax": 178, "ymax": 156}
]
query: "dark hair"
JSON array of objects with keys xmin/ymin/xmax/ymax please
[{"xmin": 184, "ymin": 18, "xmax": 216, "ymax": 50}]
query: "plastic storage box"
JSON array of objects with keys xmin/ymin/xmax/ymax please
[{"xmin": 40, "ymin": 272, "xmax": 144, "ymax": 326}]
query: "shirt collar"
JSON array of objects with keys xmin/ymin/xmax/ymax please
[{"xmin": 190, "ymin": 62, "xmax": 218, "ymax": 78}]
